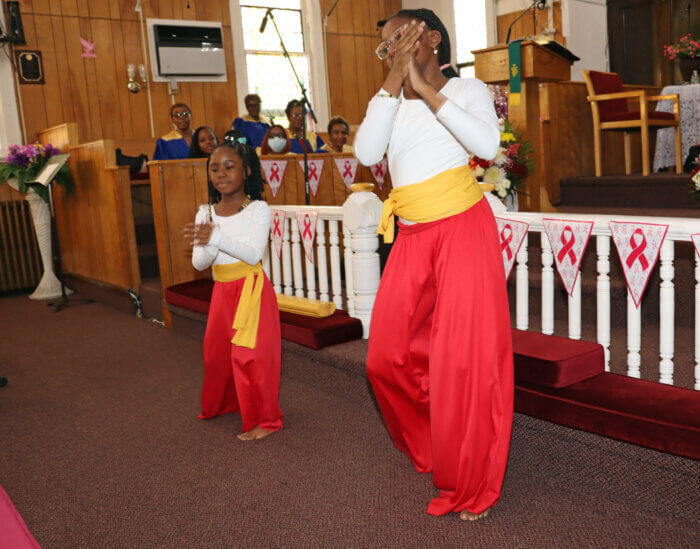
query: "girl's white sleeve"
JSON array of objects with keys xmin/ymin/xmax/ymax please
[
  {"xmin": 207, "ymin": 203, "xmax": 271, "ymax": 266},
  {"xmin": 353, "ymin": 91, "xmax": 400, "ymax": 166}
]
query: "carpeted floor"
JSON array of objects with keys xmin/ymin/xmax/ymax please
[{"xmin": 0, "ymin": 295, "xmax": 698, "ymax": 548}]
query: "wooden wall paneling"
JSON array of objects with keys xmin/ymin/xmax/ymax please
[
  {"xmin": 325, "ymin": 33, "xmax": 344, "ymax": 119},
  {"xmin": 30, "ymin": 0, "xmax": 50, "ymax": 15},
  {"xmin": 59, "ymin": 0, "xmax": 78, "ymax": 17},
  {"xmin": 108, "ymin": 0, "xmax": 121, "ymax": 20},
  {"xmin": 322, "ymin": 0, "xmax": 339, "ymax": 33},
  {"xmin": 354, "ymin": 35, "xmax": 370, "ymax": 118},
  {"xmin": 158, "ymin": 0, "xmax": 175, "ymax": 21},
  {"xmin": 15, "ymin": 15, "xmax": 49, "ymax": 141},
  {"xmin": 87, "ymin": 0, "xmax": 110, "ymax": 19},
  {"xmin": 188, "ymin": 84, "xmax": 207, "ymax": 137},
  {"xmin": 338, "ymin": 34, "xmax": 360, "ymax": 124},
  {"xmin": 91, "ymin": 17, "xmax": 124, "ymax": 139},
  {"xmin": 51, "ymin": 16, "xmax": 77, "ymax": 129},
  {"xmin": 61, "ymin": 16, "xmax": 92, "ymax": 142},
  {"xmin": 49, "ymin": 0, "xmax": 61, "ymax": 16},
  {"xmin": 33, "ymin": 15, "xmax": 64, "ymax": 129},
  {"xmin": 79, "ymin": 18, "xmax": 104, "ymax": 140},
  {"xmin": 117, "ymin": 0, "xmax": 137, "ymax": 21},
  {"xmin": 121, "ymin": 20, "xmax": 150, "ymax": 139},
  {"xmin": 336, "ymin": 0, "xmax": 355, "ymax": 34},
  {"xmin": 75, "ymin": 0, "xmax": 89, "ymax": 18},
  {"xmin": 17, "ymin": 1, "xmax": 33, "ymax": 13},
  {"xmin": 150, "ymin": 81, "xmax": 171, "ymax": 139},
  {"xmin": 110, "ymin": 19, "xmax": 134, "ymax": 138}
]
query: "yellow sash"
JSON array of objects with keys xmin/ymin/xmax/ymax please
[
  {"xmin": 212, "ymin": 262, "xmax": 265, "ymax": 349},
  {"xmin": 377, "ymin": 165, "xmax": 484, "ymax": 243}
]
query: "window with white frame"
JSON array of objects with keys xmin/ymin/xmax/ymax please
[
  {"xmin": 453, "ymin": 0, "xmax": 488, "ymax": 78},
  {"xmin": 240, "ymin": 0, "xmax": 311, "ymax": 126}
]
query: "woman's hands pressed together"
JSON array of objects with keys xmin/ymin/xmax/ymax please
[
  {"xmin": 382, "ymin": 20, "xmax": 425, "ymax": 96},
  {"xmin": 184, "ymin": 221, "xmax": 215, "ymax": 247}
]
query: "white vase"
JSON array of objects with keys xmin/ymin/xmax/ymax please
[
  {"xmin": 505, "ymin": 192, "xmax": 519, "ymax": 212},
  {"xmin": 7, "ymin": 178, "xmax": 73, "ymax": 300}
]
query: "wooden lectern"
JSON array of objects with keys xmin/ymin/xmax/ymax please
[{"xmin": 473, "ymin": 41, "xmax": 575, "ymax": 211}]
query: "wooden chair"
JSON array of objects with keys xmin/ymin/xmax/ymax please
[{"xmin": 582, "ymin": 70, "xmax": 681, "ymax": 176}]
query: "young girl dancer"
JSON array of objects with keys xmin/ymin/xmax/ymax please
[
  {"xmin": 184, "ymin": 142, "xmax": 283, "ymax": 441},
  {"xmin": 354, "ymin": 9, "xmax": 513, "ymax": 520}
]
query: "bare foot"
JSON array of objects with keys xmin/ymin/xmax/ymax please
[
  {"xmin": 459, "ymin": 508, "xmax": 491, "ymax": 522},
  {"xmin": 237, "ymin": 425, "xmax": 275, "ymax": 441}
]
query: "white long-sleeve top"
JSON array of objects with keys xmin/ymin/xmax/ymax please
[
  {"xmin": 191, "ymin": 201, "xmax": 271, "ymax": 271},
  {"xmin": 354, "ymin": 77, "xmax": 500, "ymax": 187}
]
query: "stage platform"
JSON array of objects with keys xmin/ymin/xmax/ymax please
[{"xmin": 557, "ymin": 173, "xmax": 696, "ymax": 217}]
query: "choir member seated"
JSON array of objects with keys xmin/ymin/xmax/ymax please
[
  {"xmin": 232, "ymin": 93, "xmax": 271, "ymax": 148},
  {"xmin": 285, "ymin": 99, "xmax": 326, "ymax": 153},
  {"xmin": 257, "ymin": 125, "xmax": 292, "ymax": 156},
  {"xmin": 320, "ymin": 116, "xmax": 353, "ymax": 153},
  {"xmin": 188, "ymin": 126, "xmax": 219, "ymax": 158},
  {"xmin": 153, "ymin": 103, "xmax": 195, "ymax": 160}
]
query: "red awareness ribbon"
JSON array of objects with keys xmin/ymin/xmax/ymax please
[
  {"xmin": 373, "ymin": 163, "xmax": 385, "ymax": 177},
  {"xmin": 308, "ymin": 163, "xmax": 319, "ymax": 181},
  {"xmin": 272, "ymin": 214, "xmax": 282, "ymax": 237},
  {"xmin": 269, "ymin": 163, "xmax": 280, "ymax": 182},
  {"xmin": 557, "ymin": 225, "xmax": 577, "ymax": 265},
  {"xmin": 302, "ymin": 214, "xmax": 313, "ymax": 239},
  {"xmin": 500, "ymin": 225, "xmax": 514, "ymax": 260},
  {"xmin": 343, "ymin": 161, "xmax": 353, "ymax": 179},
  {"xmin": 626, "ymin": 228, "xmax": 649, "ymax": 271}
]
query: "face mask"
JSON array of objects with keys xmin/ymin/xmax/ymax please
[{"xmin": 268, "ymin": 137, "xmax": 287, "ymax": 153}]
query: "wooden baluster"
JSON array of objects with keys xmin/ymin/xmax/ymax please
[
  {"xmin": 291, "ymin": 217, "xmax": 304, "ymax": 297},
  {"xmin": 658, "ymin": 240, "xmax": 674, "ymax": 385},
  {"xmin": 343, "ymin": 224, "xmax": 355, "ymax": 317},
  {"xmin": 627, "ymin": 291, "xmax": 642, "ymax": 378},
  {"xmin": 541, "ymin": 233, "xmax": 554, "ymax": 335},
  {"xmin": 568, "ymin": 276, "xmax": 582, "ymax": 340},
  {"xmin": 695, "ymin": 250, "xmax": 700, "ymax": 390},
  {"xmin": 596, "ymin": 235, "xmax": 611, "ymax": 371},
  {"xmin": 316, "ymin": 218, "xmax": 329, "ymax": 302},
  {"xmin": 516, "ymin": 234, "xmax": 529, "ymax": 331},
  {"xmin": 281, "ymin": 217, "xmax": 293, "ymax": 295},
  {"xmin": 329, "ymin": 220, "xmax": 343, "ymax": 309}
]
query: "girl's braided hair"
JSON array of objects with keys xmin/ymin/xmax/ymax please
[
  {"xmin": 388, "ymin": 9, "xmax": 459, "ymax": 79},
  {"xmin": 206, "ymin": 142, "xmax": 265, "ymax": 205}
]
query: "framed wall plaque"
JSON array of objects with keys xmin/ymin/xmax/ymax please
[{"xmin": 14, "ymin": 50, "xmax": 44, "ymax": 84}]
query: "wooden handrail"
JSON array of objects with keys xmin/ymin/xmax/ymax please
[{"xmin": 586, "ymin": 90, "xmax": 646, "ymax": 102}]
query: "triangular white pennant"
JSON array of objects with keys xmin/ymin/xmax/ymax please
[
  {"xmin": 609, "ymin": 221, "xmax": 669, "ymax": 308},
  {"xmin": 269, "ymin": 209, "xmax": 286, "ymax": 259},
  {"xmin": 495, "ymin": 217, "xmax": 529, "ymax": 280},
  {"xmin": 298, "ymin": 159, "xmax": 324, "ymax": 197},
  {"xmin": 371, "ymin": 157, "xmax": 388, "ymax": 190},
  {"xmin": 334, "ymin": 157, "xmax": 359, "ymax": 191},
  {"xmin": 260, "ymin": 159, "xmax": 287, "ymax": 198},
  {"xmin": 295, "ymin": 210, "xmax": 319, "ymax": 264},
  {"xmin": 542, "ymin": 218, "xmax": 594, "ymax": 296},
  {"xmin": 692, "ymin": 234, "xmax": 700, "ymax": 260}
]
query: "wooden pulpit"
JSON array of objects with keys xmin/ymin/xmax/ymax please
[{"xmin": 473, "ymin": 41, "xmax": 575, "ymax": 211}]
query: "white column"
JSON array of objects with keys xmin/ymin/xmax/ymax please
[
  {"xmin": 342, "ymin": 186, "xmax": 383, "ymax": 338},
  {"xmin": 658, "ymin": 240, "xmax": 674, "ymax": 385},
  {"xmin": 328, "ymin": 220, "xmax": 343, "ymax": 309},
  {"xmin": 516, "ymin": 234, "xmax": 529, "ymax": 331},
  {"xmin": 627, "ymin": 292, "xmax": 642, "ymax": 378},
  {"xmin": 568, "ymin": 276, "xmax": 581, "ymax": 340},
  {"xmin": 541, "ymin": 232, "xmax": 555, "ymax": 335},
  {"xmin": 596, "ymin": 235, "xmax": 611, "ymax": 371},
  {"xmin": 316, "ymin": 218, "xmax": 329, "ymax": 302},
  {"xmin": 281, "ymin": 217, "xmax": 293, "ymax": 295}
]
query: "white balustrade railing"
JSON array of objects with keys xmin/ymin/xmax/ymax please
[
  {"xmin": 268, "ymin": 194, "xmax": 700, "ymax": 391},
  {"xmin": 263, "ymin": 188, "xmax": 382, "ymax": 338},
  {"xmin": 502, "ymin": 212, "xmax": 700, "ymax": 390}
]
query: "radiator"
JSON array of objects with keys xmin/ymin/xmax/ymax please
[{"xmin": 0, "ymin": 200, "xmax": 41, "ymax": 292}]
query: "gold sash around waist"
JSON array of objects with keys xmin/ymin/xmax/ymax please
[
  {"xmin": 377, "ymin": 165, "xmax": 484, "ymax": 244},
  {"xmin": 212, "ymin": 262, "xmax": 264, "ymax": 349}
]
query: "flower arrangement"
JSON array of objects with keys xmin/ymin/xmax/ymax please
[
  {"xmin": 0, "ymin": 142, "xmax": 72, "ymax": 203},
  {"xmin": 663, "ymin": 34, "xmax": 699, "ymax": 59},
  {"xmin": 470, "ymin": 119, "xmax": 534, "ymax": 202}
]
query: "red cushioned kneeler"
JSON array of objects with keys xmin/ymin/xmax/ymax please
[
  {"xmin": 164, "ymin": 279, "xmax": 363, "ymax": 350},
  {"xmin": 515, "ymin": 374, "xmax": 700, "ymax": 460},
  {"xmin": 512, "ymin": 329, "xmax": 604, "ymax": 388}
]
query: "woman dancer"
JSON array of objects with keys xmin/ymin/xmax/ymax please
[
  {"xmin": 354, "ymin": 9, "xmax": 513, "ymax": 520},
  {"xmin": 184, "ymin": 142, "xmax": 283, "ymax": 441}
]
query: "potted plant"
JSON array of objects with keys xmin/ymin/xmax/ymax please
[
  {"xmin": 663, "ymin": 34, "xmax": 700, "ymax": 83},
  {"xmin": 0, "ymin": 142, "xmax": 73, "ymax": 300}
]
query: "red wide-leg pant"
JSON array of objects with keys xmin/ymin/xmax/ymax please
[
  {"xmin": 200, "ymin": 272, "xmax": 283, "ymax": 433},
  {"xmin": 367, "ymin": 198, "xmax": 513, "ymax": 516}
]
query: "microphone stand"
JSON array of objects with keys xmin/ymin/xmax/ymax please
[
  {"xmin": 266, "ymin": 9, "xmax": 317, "ymax": 205},
  {"xmin": 505, "ymin": 0, "xmax": 545, "ymax": 44}
]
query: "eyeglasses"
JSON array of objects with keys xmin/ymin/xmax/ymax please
[
  {"xmin": 375, "ymin": 26, "xmax": 405, "ymax": 60},
  {"xmin": 288, "ymin": 112, "xmax": 304, "ymax": 119},
  {"xmin": 172, "ymin": 111, "xmax": 191, "ymax": 119}
]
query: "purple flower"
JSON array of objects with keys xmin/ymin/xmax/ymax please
[
  {"xmin": 6, "ymin": 146, "xmax": 30, "ymax": 168},
  {"xmin": 22, "ymin": 144, "xmax": 40, "ymax": 161},
  {"xmin": 44, "ymin": 144, "xmax": 61, "ymax": 158}
]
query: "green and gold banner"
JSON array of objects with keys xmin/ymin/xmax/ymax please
[{"xmin": 508, "ymin": 40, "xmax": 522, "ymax": 107}]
